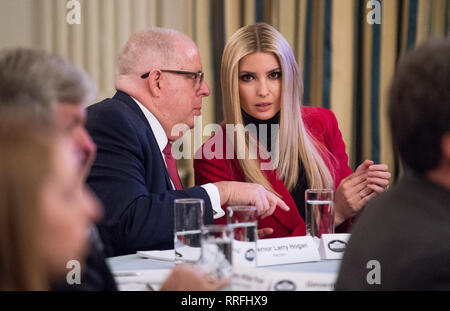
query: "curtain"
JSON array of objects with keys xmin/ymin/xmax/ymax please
[{"xmin": 213, "ymin": 0, "xmax": 450, "ymax": 183}]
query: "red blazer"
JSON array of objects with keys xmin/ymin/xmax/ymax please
[{"xmin": 194, "ymin": 106, "xmax": 353, "ymax": 238}]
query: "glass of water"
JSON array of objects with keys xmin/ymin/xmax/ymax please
[
  {"xmin": 227, "ymin": 206, "xmax": 258, "ymax": 267},
  {"xmin": 174, "ymin": 198, "xmax": 203, "ymax": 263},
  {"xmin": 200, "ymin": 224, "xmax": 234, "ymax": 281},
  {"xmin": 305, "ymin": 189, "xmax": 335, "ymax": 238}
]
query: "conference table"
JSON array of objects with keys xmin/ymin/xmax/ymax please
[{"xmin": 107, "ymin": 253, "xmax": 342, "ymax": 291}]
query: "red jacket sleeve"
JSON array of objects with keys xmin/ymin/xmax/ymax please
[
  {"xmin": 302, "ymin": 107, "xmax": 353, "ymax": 233},
  {"xmin": 322, "ymin": 108, "xmax": 352, "ymax": 186},
  {"xmin": 325, "ymin": 109, "xmax": 354, "ymax": 233}
]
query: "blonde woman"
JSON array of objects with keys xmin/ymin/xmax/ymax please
[{"xmin": 194, "ymin": 23, "xmax": 390, "ymax": 238}]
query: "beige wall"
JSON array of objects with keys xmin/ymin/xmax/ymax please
[
  {"xmin": 0, "ymin": 0, "xmax": 211, "ymax": 101},
  {"xmin": 0, "ymin": 0, "xmax": 38, "ymax": 48}
]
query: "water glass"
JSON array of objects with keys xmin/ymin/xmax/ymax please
[
  {"xmin": 174, "ymin": 198, "xmax": 203, "ymax": 263},
  {"xmin": 200, "ymin": 224, "xmax": 234, "ymax": 280},
  {"xmin": 227, "ymin": 206, "xmax": 258, "ymax": 267},
  {"xmin": 305, "ymin": 189, "xmax": 335, "ymax": 238}
]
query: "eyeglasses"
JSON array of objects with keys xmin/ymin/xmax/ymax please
[{"xmin": 141, "ymin": 69, "xmax": 204, "ymax": 86}]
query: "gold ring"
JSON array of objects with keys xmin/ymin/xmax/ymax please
[{"xmin": 359, "ymin": 191, "xmax": 365, "ymax": 199}]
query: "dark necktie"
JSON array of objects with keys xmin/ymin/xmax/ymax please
[{"xmin": 163, "ymin": 142, "xmax": 183, "ymax": 190}]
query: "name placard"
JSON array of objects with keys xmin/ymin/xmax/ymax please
[
  {"xmin": 256, "ymin": 236, "xmax": 320, "ymax": 266},
  {"xmin": 231, "ymin": 266, "xmax": 336, "ymax": 291},
  {"xmin": 269, "ymin": 271, "xmax": 336, "ymax": 291},
  {"xmin": 318, "ymin": 233, "xmax": 351, "ymax": 260}
]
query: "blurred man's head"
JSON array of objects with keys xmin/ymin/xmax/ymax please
[
  {"xmin": 388, "ymin": 39, "xmax": 450, "ymax": 182},
  {"xmin": 0, "ymin": 48, "xmax": 97, "ymax": 178}
]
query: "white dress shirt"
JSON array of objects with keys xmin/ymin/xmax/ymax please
[{"xmin": 132, "ymin": 96, "xmax": 225, "ymax": 219}]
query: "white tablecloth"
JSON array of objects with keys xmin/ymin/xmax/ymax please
[{"xmin": 107, "ymin": 254, "xmax": 342, "ymax": 291}]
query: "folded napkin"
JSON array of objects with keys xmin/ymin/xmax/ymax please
[
  {"xmin": 113, "ymin": 269, "xmax": 171, "ymax": 288},
  {"xmin": 137, "ymin": 246, "xmax": 201, "ymax": 262},
  {"xmin": 231, "ymin": 266, "xmax": 337, "ymax": 291},
  {"xmin": 137, "ymin": 249, "xmax": 175, "ymax": 261},
  {"xmin": 117, "ymin": 282, "xmax": 160, "ymax": 291}
]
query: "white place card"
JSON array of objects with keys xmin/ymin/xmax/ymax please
[
  {"xmin": 269, "ymin": 271, "xmax": 337, "ymax": 291},
  {"xmin": 256, "ymin": 236, "xmax": 321, "ymax": 266},
  {"xmin": 231, "ymin": 266, "xmax": 337, "ymax": 291},
  {"xmin": 318, "ymin": 233, "xmax": 351, "ymax": 260},
  {"xmin": 231, "ymin": 266, "xmax": 272, "ymax": 291},
  {"xmin": 232, "ymin": 239, "xmax": 257, "ymax": 267}
]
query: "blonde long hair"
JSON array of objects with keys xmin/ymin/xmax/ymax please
[
  {"xmin": 221, "ymin": 23, "xmax": 334, "ymax": 192},
  {"xmin": 0, "ymin": 120, "xmax": 55, "ymax": 290}
]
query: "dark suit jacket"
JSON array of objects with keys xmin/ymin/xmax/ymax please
[
  {"xmin": 51, "ymin": 228, "xmax": 117, "ymax": 291},
  {"xmin": 86, "ymin": 91, "xmax": 213, "ymax": 256},
  {"xmin": 335, "ymin": 172, "xmax": 450, "ymax": 290},
  {"xmin": 194, "ymin": 107, "xmax": 353, "ymax": 238}
]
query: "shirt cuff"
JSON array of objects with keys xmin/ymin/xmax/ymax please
[{"xmin": 201, "ymin": 183, "xmax": 225, "ymax": 219}]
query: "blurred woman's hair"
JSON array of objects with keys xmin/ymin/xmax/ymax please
[
  {"xmin": 0, "ymin": 119, "xmax": 56, "ymax": 290},
  {"xmin": 221, "ymin": 23, "xmax": 334, "ymax": 192}
]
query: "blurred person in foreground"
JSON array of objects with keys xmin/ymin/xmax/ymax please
[
  {"xmin": 0, "ymin": 121, "xmax": 101, "ymax": 290},
  {"xmin": 0, "ymin": 48, "xmax": 97, "ymax": 179},
  {"xmin": 0, "ymin": 48, "xmax": 115, "ymax": 290},
  {"xmin": 335, "ymin": 39, "xmax": 450, "ymax": 290},
  {"xmin": 0, "ymin": 122, "xmax": 227, "ymax": 291}
]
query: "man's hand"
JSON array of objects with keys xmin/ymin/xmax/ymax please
[{"xmin": 214, "ymin": 181, "xmax": 289, "ymax": 219}]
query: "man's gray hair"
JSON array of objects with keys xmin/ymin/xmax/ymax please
[
  {"xmin": 0, "ymin": 48, "xmax": 96, "ymax": 123},
  {"xmin": 117, "ymin": 27, "xmax": 191, "ymax": 76}
]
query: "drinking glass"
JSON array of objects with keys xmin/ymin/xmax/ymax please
[
  {"xmin": 174, "ymin": 198, "xmax": 203, "ymax": 263},
  {"xmin": 227, "ymin": 206, "xmax": 258, "ymax": 267},
  {"xmin": 200, "ymin": 224, "xmax": 234, "ymax": 280},
  {"xmin": 305, "ymin": 189, "xmax": 335, "ymax": 238}
]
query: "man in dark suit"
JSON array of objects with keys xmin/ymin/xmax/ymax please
[
  {"xmin": 335, "ymin": 39, "xmax": 450, "ymax": 290},
  {"xmin": 86, "ymin": 27, "xmax": 289, "ymax": 257}
]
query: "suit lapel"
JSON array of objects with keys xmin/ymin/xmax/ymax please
[
  {"xmin": 113, "ymin": 91, "xmax": 150, "ymax": 130},
  {"xmin": 113, "ymin": 91, "xmax": 174, "ymax": 191}
]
